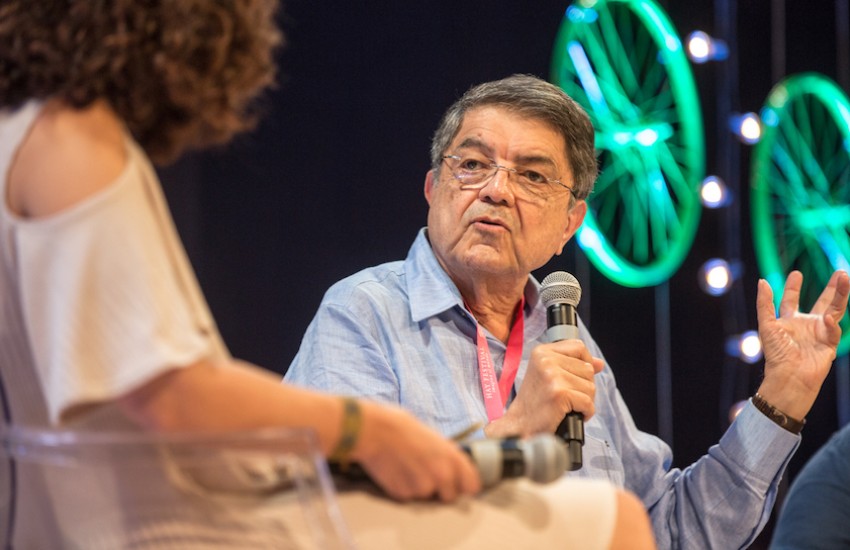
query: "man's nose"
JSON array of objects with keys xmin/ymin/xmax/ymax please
[{"xmin": 478, "ymin": 166, "xmax": 516, "ymax": 204}]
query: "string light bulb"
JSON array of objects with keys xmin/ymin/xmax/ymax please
[
  {"xmin": 686, "ymin": 31, "xmax": 729, "ymax": 64},
  {"xmin": 700, "ymin": 176, "xmax": 731, "ymax": 208},
  {"xmin": 726, "ymin": 330, "xmax": 763, "ymax": 363},
  {"xmin": 730, "ymin": 112, "xmax": 762, "ymax": 144},
  {"xmin": 699, "ymin": 258, "xmax": 737, "ymax": 296},
  {"xmin": 728, "ymin": 400, "xmax": 748, "ymax": 424}
]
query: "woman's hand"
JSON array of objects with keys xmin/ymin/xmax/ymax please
[{"xmin": 352, "ymin": 401, "xmax": 481, "ymax": 502}]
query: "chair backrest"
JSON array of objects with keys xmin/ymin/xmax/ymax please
[{"xmin": 1, "ymin": 425, "xmax": 355, "ymax": 549}]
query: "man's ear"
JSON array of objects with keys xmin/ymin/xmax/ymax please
[
  {"xmin": 555, "ymin": 200, "xmax": 587, "ymax": 255},
  {"xmin": 424, "ymin": 169, "xmax": 435, "ymax": 205}
]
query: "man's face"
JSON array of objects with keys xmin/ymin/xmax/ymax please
[{"xmin": 425, "ymin": 106, "xmax": 586, "ymax": 283}]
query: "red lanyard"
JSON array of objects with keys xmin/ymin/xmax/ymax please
[{"xmin": 471, "ymin": 298, "xmax": 525, "ymax": 422}]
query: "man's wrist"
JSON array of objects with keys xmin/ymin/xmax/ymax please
[{"xmin": 751, "ymin": 393, "xmax": 806, "ymax": 434}]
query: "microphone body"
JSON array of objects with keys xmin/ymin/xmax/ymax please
[
  {"xmin": 545, "ymin": 302, "xmax": 579, "ymax": 341},
  {"xmin": 329, "ymin": 434, "xmax": 568, "ymax": 489},
  {"xmin": 462, "ymin": 434, "xmax": 568, "ymax": 488},
  {"xmin": 540, "ymin": 272, "xmax": 584, "ymax": 471}
]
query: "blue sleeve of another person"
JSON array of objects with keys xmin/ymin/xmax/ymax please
[{"xmin": 770, "ymin": 424, "xmax": 850, "ymax": 549}]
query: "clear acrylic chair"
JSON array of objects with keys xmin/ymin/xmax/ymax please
[{"xmin": 0, "ymin": 426, "xmax": 355, "ymax": 549}]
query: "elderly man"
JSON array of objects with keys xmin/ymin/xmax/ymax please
[{"xmin": 285, "ymin": 74, "xmax": 850, "ymax": 548}]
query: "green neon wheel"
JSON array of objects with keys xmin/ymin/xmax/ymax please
[
  {"xmin": 751, "ymin": 73, "xmax": 850, "ymax": 356},
  {"xmin": 551, "ymin": 0, "xmax": 704, "ymax": 287}
]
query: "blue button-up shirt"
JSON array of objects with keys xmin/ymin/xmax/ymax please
[{"xmin": 286, "ymin": 228, "xmax": 801, "ymax": 549}]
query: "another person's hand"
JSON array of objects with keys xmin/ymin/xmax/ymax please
[
  {"xmin": 485, "ymin": 339, "xmax": 603, "ymax": 438},
  {"xmin": 756, "ymin": 270, "xmax": 850, "ymax": 421},
  {"xmin": 352, "ymin": 401, "xmax": 481, "ymax": 502}
]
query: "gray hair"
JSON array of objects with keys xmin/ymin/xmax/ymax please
[{"xmin": 430, "ymin": 74, "xmax": 597, "ymax": 200}]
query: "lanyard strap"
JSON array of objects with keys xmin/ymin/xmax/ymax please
[{"xmin": 471, "ymin": 298, "xmax": 525, "ymax": 422}]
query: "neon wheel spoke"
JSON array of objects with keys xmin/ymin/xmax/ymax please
[{"xmin": 551, "ymin": 0, "xmax": 704, "ymax": 287}]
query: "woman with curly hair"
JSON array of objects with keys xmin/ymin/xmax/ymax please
[{"xmin": 0, "ymin": 1, "xmax": 482, "ymax": 546}]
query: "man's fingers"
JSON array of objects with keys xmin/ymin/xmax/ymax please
[
  {"xmin": 827, "ymin": 271, "xmax": 850, "ymax": 320},
  {"xmin": 778, "ymin": 271, "xmax": 803, "ymax": 318},
  {"xmin": 756, "ymin": 279, "xmax": 776, "ymax": 328},
  {"xmin": 591, "ymin": 356, "xmax": 605, "ymax": 373},
  {"xmin": 547, "ymin": 339, "xmax": 594, "ymax": 361},
  {"xmin": 565, "ymin": 389, "xmax": 596, "ymax": 420},
  {"xmin": 809, "ymin": 271, "xmax": 845, "ymax": 315}
]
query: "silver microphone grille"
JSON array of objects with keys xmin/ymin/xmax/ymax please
[
  {"xmin": 540, "ymin": 271, "xmax": 582, "ymax": 308},
  {"xmin": 521, "ymin": 434, "xmax": 568, "ymax": 483}
]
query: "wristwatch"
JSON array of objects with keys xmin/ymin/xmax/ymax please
[{"xmin": 751, "ymin": 393, "xmax": 806, "ymax": 434}]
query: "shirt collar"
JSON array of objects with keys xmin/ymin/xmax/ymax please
[
  {"xmin": 406, "ymin": 229, "xmax": 466, "ymax": 322},
  {"xmin": 405, "ymin": 228, "xmax": 548, "ymax": 338}
]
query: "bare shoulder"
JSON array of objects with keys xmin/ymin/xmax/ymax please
[{"xmin": 8, "ymin": 99, "xmax": 128, "ymax": 218}]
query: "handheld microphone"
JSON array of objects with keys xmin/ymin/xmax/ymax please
[
  {"xmin": 462, "ymin": 433, "xmax": 568, "ymax": 488},
  {"xmin": 540, "ymin": 271, "xmax": 584, "ymax": 471},
  {"xmin": 328, "ymin": 433, "xmax": 568, "ymax": 489}
]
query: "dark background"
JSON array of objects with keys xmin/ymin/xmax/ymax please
[{"xmin": 161, "ymin": 2, "xmax": 848, "ymax": 546}]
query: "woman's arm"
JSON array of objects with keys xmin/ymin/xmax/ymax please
[{"xmin": 118, "ymin": 358, "xmax": 481, "ymax": 502}]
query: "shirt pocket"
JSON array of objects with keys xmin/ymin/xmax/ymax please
[{"xmin": 581, "ymin": 431, "xmax": 626, "ymax": 487}]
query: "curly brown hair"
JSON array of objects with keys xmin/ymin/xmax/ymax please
[{"xmin": 0, "ymin": 0, "xmax": 282, "ymax": 164}]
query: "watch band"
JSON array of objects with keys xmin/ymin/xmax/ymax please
[{"xmin": 751, "ymin": 393, "xmax": 806, "ymax": 434}]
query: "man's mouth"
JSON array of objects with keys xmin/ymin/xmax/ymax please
[{"xmin": 472, "ymin": 216, "xmax": 507, "ymax": 229}]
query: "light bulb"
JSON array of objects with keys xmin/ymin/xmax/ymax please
[
  {"xmin": 730, "ymin": 112, "xmax": 762, "ymax": 144},
  {"xmin": 686, "ymin": 31, "xmax": 729, "ymax": 64},
  {"xmin": 700, "ymin": 176, "xmax": 730, "ymax": 208},
  {"xmin": 699, "ymin": 258, "xmax": 732, "ymax": 296}
]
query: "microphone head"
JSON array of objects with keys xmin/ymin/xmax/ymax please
[
  {"xmin": 519, "ymin": 434, "xmax": 568, "ymax": 484},
  {"xmin": 540, "ymin": 271, "xmax": 582, "ymax": 309}
]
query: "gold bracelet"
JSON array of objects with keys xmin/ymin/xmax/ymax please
[{"xmin": 329, "ymin": 397, "xmax": 362, "ymax": 470}]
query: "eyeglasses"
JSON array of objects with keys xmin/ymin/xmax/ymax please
[{"xmin": 441, "ymin": 154, "xmax": 577, "ymax": 200}]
